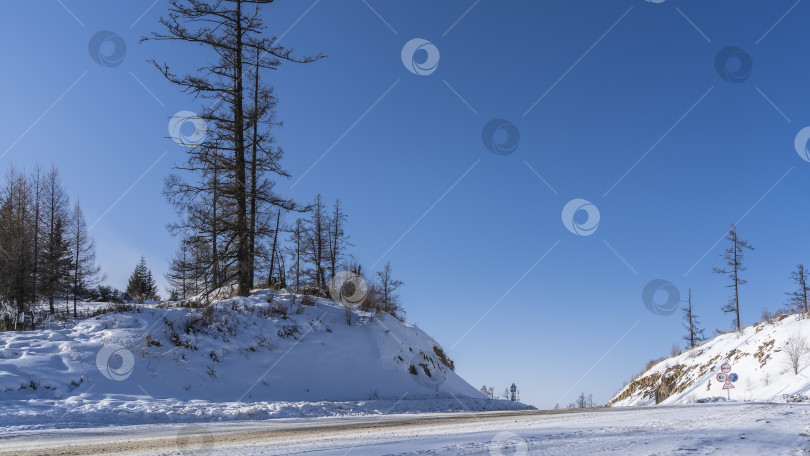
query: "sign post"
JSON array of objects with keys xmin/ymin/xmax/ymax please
[{"xmin": 718, "ymin": 363, "xmax": 738, "ymax": 400}]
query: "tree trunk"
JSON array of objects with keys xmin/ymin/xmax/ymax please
[
  {"xmin": 212, "ymin": 149, "xmax": 219, "ymax": 290},
  {"xmin": 249, "ymin": 46, "xmax": 260, "ymax": 290},
  {"xmin": 330, "ymin": 211, "xmax": 337, "ymax": 280},
  {"xmin": 268, "ymin": 210, "xmax": 280, "ymax": 287},
  {"xmin": 234, "ymin": 0, "xmax": 250, "ymax": 296},
  {"xmin": 48, "ymin": 191, "xmax": 55, "ymax": 315},
  {"xmin": 688, "ymin": 289, "xmax": 694, "ymax": 348},
  {"xmin": 32, "ymin": 172, "xmax": 40, "ymax": 312},
  {"xmin": 73, "ymin": 226, "xmax": 79, "ymax": 318},
  {"xmin": 733, "ymin": 237, "xmax": 741, "ymax": 331},
  {"xmin": 295, "ymin": 224, "xmax": 301, "ymax": 293}
]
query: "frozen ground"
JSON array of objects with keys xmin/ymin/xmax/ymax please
[{"xmin": 1, "ymin": 402, "xmax": 809, "ymax": 455}]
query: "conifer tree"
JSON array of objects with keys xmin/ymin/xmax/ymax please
[
  {"xmin": 127, "ymin": 257, "xmax": 159, "ymax": 303},
  {"xmin": 41, "ymin": 166, "xmax": 70, "ymax": 313}
]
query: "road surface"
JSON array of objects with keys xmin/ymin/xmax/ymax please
[{"xmin": 1, "ymin": 403, "xmax": 807, "ymax": 455}]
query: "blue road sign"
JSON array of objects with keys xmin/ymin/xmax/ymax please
[{"xmin": 729, "ymin": 373, "xmax": 738, "ymax": 382}]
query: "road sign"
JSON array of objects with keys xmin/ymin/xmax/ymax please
[{"xmin": 717, "ymin": 363, "xmax": 738, "ymax": 395}]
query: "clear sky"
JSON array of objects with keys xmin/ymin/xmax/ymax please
[{"xmin": 1, "ymin": 0, "xmax": 809, "ymax": 408}]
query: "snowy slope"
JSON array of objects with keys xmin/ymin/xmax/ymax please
[
  {"xmin": 0, "ymin": 290, "xmax": 530, "ymax": 430},
  {"xmin": 608, "ymin": 314, "xmax": 810, "ymax": 406}
]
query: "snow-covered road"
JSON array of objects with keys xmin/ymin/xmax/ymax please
[{"xmin": 2, "ymin": 402, "xmax": 809, "ymax": 455}]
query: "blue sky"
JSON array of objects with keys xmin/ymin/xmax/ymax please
[{"xmin": 1, "ymin": 0, "xmax": 809, "ymax": 408}]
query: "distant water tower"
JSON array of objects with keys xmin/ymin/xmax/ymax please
[{"xmin": 510, "ymin": 383, "xmax": 517, "ymax": 402}]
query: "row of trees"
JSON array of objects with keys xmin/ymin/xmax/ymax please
[
  {"xmin": 547, "ymin": 392, "xmax": 596, "ymax": 409},
  {"xmin": 568, "ymin": 392, "xmax": 596, "ymax": 409},
  {"xmin": 3, "ymin": 0, "xmax": 405, "ymax": 328},
  {"xmin": 0, "ymin": 166, "xmax": 102, "ymax": 329},
  {"xmin": 146, "ymin": 0, "xmax": 322, "ymax": 300},
  {"xmin": 479, "ymin": 384, "xmax": 522, "ymax": 402},
  {"xmin": 680, "ymin": 224, "xmax": 809, "ymax": 349},
  {"xmin": 285, "ymin": 196, "xmax": 350, "ymax": 296},
  {"xmin": 153, "ymin": 1, "xmax": 406, "ymax": 320},
  {"xmin": 166, "ymin": 191, "xmax": 406, "ymax": 319},
  {"xmin": 163, "ymin": 194, "xmax": 346, "ymax": 301}
]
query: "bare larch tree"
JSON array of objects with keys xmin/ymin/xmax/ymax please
[
  {"xmin": 681, "ymin": 288, "xmax": 706, "ymax": 349},
  {"xmin": 713, "ymin": 224, "xmax": 754, "ymax": 332},
  {"xmin": 787, "ymin": 264, "xmax": 809, "ymax": 316}
]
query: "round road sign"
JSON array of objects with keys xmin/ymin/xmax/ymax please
[
  {"xmin": 729, "ymin": 373, "xmax": 738, "ymax": 382},
  {"xmin": 720, "ymin": 363, "xmax": 732, "ymax": 373},
  {"xmin": 716, "ymin": 373, "xmax": 727, "ymax": 382}
]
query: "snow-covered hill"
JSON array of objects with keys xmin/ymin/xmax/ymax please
[
  {"xmin": 0, "ymin": 290, "xmax": 530, "ymax": 430},
  {"xmin": 608, "ymin": 314, "xmax": 810, "ymax": 407}
]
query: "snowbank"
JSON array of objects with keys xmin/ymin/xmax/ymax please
[{"xmin": 0, "ymin": 290, "xmax": 532, "ymax": 431}]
